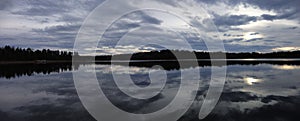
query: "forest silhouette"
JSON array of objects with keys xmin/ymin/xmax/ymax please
[
  {"xmin": 1, "ymin": 46, "xmax": 300, "ymax": 61},
  {"xmin": 96, "ymin": 49, "xmax": 300, "ymax": 61},
  {"xmin": 0, "ymin": 45, "xmax": 73, "ymax": 61}
]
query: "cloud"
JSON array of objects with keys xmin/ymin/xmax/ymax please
[
  {"xmin": 224, "ymin": 38, "xmax": 244, "ymax": 43},
  {"xmin": 261, "ymin": 14, "xmax": 277, "ymax": 21},
  {"xmin": 288, "ymin": 26, "xmax": 298, "ymax": 29},
  {"xmin": 235, "ymin": 0, "xmax": 300, "ymax": 22},
  {"xmin": 264, "ymin": 40, "xmax": 276, "ymax": 42},
  {"xmin": 223, "ymin": 33, "xmax": 244, "ymax": 37},
  {"xmin": 213, "ymin": 13, "xmax": 298, "ymax": 27},
  {"xmin": 224, "ymin": 44, "xmax": 277, "ymax": 52},
  {"xmin": 11, "ymin": 1, "xmax": 71, "ymax": 16},
  {"xmin": 246, "ymin": 0, "xmax": 300, "ymax": 14},
  {"xmin": 0, "ymin": 0, "xmax": 12, "ymax": 10},
  {"xmin": 220, "ymin": 91, "xmax": 259, "ymax": 102},
  {"xmin": 250, "ymin": 32, "xmax": 259, "ymax": 35},
  {"xmin": 260, "ymin": 11, "xmax": 299, "ymax": 21},
  {"xmin": 1, "ymin": 0, "xmax": 300, "ymax": 54},
  {"xmin": 272, "ymin": 47, "xmax": 300, "ymax": 51},
  {"xmin": 11, "ymin": 0, "xmax": 103, "ymax": 16},
  {"xmin": 245, "ymin": 38, "xmax": 263, "ymax": 42},
  {"xmin": 202, "ymin": 0, "xmax": 300, "ymax": 20},
  {"xmin": 214, "ymin": 14, "xmax": 257, "ymax": 26},
  {"xmin": 99, "ymin": 11, "xmax": 163, "ymax": 48},
  {"xmin": 32, "ymin": 24, "xmax": 80, "ymax": 35},
  {"xmin": 0, "ymin": 0, "xmax": 106, "ymax": 50}
]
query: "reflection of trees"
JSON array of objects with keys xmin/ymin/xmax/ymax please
[
  {"xmin": 1, "ymin": 60, "xmax": 300, "ymax": 79},
  {"xmin": 0, "ymin": 63, "xmax": 74, "ymax": 79},
  {"xmin": 96, "ymin": 60, "xmax": 300, "ymax": 71},
  {"xmin": 95, "ymin": 49, "xmax": 300, "ymax": 70}
]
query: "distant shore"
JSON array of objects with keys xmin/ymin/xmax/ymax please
[
  {"xmin": 2, "ymin": 58, "xmax": 300, "ymax": 65},
  {"xmin": 2, "ymin": 46, "xmax": 300, "ymax": 63}
]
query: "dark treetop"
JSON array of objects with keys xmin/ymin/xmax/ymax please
[{"xmin": 0, "ymin": 45, "xmax": 73, "ymax": 61}]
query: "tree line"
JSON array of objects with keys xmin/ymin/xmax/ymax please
[
  {"xmin": 96, "ymin": 49, "xmax": 300, "ymax": 60},
  {"xmin": 2, "ymin": 45, "xmax": 300, "ymax": 61},
  {"xmin": 0, "ymin": 45, "xmax": 73, "ymax": 61}
]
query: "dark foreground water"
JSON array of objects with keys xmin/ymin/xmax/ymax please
[{"xmin": 0, "ymin": 63, "xmax": 300, "ymax": 121}]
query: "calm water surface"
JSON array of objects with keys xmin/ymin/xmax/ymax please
[{"xmin": 0, "ymin": 63, "xmax": 299, "ymax": 121}]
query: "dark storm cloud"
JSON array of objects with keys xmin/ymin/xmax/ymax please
[
  {"xmin": 245, "ymin": 0, "xmax": 300, "ymax": 14},
  {"xmin": 0, "ymin": 0, "xmax": 12, "ymax": 10},
  {"xmin": 244, "ymin": 0, "xmax": 300, "ymax": 23},
  {"xmin": 240, "ymin": 0, "xmax": 300, "ymax": 21},
  {"xmin": 261, "ymin": 14, "xmax": 277, "ymax": 21},
  {"xmin": 212, "ymin": 13, "xmax": 258, "ymax": 32},
  {"xmin": 214, "ymin": 14, "xmax": 257, "ymax": 26}
]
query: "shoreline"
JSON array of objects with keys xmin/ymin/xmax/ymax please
[{"xmin": 1, "ymin": 58, "xmax": 300, "ymax": 65}]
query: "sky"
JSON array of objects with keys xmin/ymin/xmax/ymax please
[{"xmin": 0, "ymin": 0, "xmax": 300, "ymax": 55}]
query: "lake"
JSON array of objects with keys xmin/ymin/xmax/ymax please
[{"xmin": 0, "ymin": 62, "xmax": 299, "ymax": 121}]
